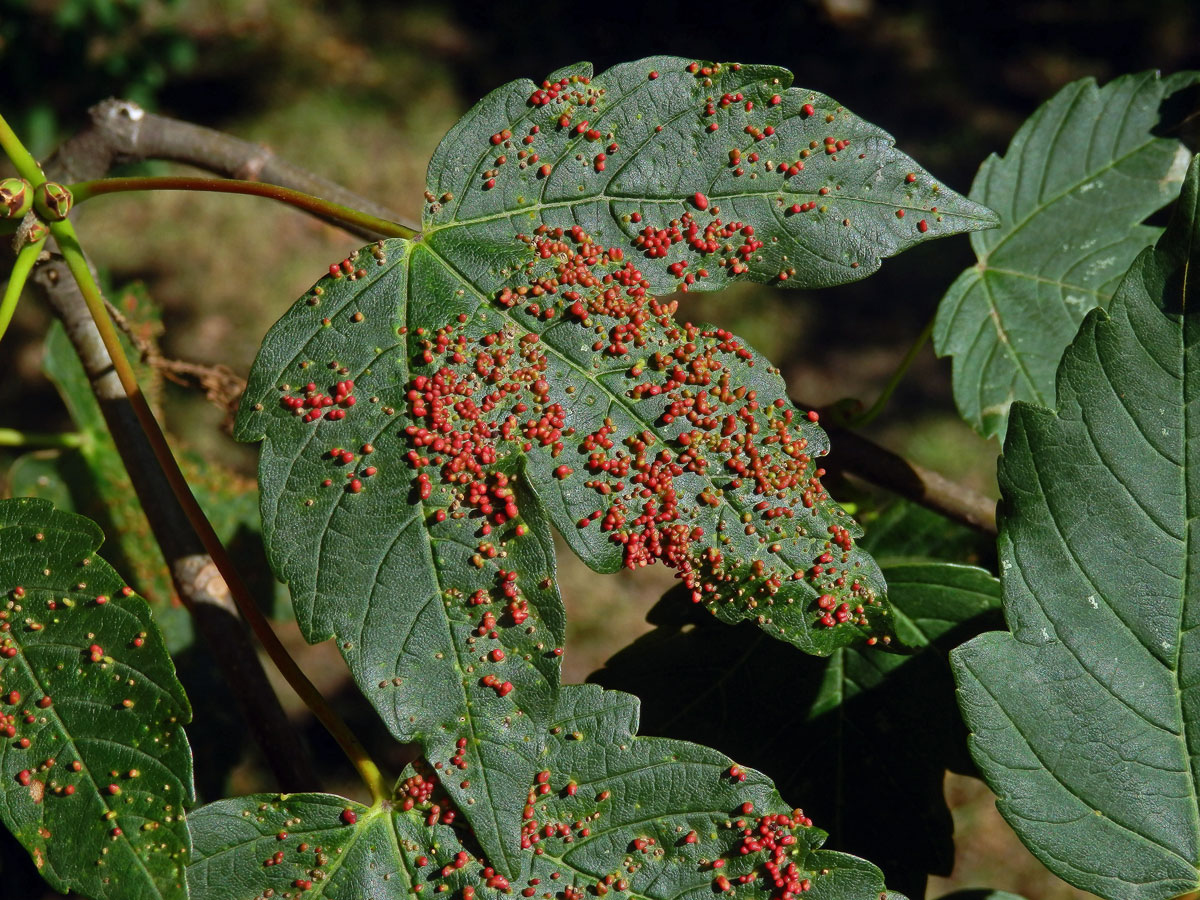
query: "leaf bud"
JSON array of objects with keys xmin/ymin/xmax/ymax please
[
  {"xmin": 0, "ymin": 177, "xmax": 32, "ymax": 219},
  {"xmin": 35, "ymin": 182, "xmax": 73, "ymax": 220},
  {"xmin": 25, "ymin": 220, "xmax": 50, "ymax": 243}
]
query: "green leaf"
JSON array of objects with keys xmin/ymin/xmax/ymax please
[
  {"xmin": 933, "ymin": 70, "xmax": 1197, "ymax": 440},
  {"xmin": 233, "ymin": 240, "xmax": 567, "ymax": 875},
  {"xmin": 592, "ymin": 562, "xmax": 1000, "ymax": 897},
  {"xmin": 242, "ymin": 255, "xmax": 571, "ymax": 870},
  {"xmin": 236, "ymin": 56, "xmax": 991, "ymax": 870},
  {"xmin": 188, "ymin": 684, "xmax": 890, "ymax": 900},
  {"xmin": 424, "ymin": 57, "xmax": 996, "ymax": 292},
  {"xmin": 0, "ymin": 497, "xmax": 193, "ymax": 900},
  {"xmin": 234, "ymin": 52, "xmax": 994, "ymax": 692},
  {"xmin": 951, "ymin": 155, "xmax": 1200, "ymax": 900}
]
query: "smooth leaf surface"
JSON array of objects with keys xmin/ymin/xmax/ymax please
[
  {"xmin": 934, "ymin": 70, "xmax": 1196, "ymax": 439},
  {"xmin": 592, "ymin": 562, "xmax": 1001, "ymax": 897},
  {"xmin": 952, "ymin": 155, "xmax": 1200, "ymax": 900},
  {"xmin": 0, "ymin": 497, "xmax": 193, "ymax": 900},
  {"xmin": 188, "ymin": 684, "xmax": 889, "ymax": 900}
]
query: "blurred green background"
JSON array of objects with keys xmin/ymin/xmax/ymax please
[{"xmin": 4, "ymin": 0, "xmax": 1199, "ymax": 896}]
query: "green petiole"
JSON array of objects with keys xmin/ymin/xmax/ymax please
[
  {"xmin": 0, "ymin": 233, "xmax": 47, "ymax": 346},
  {"xmin": 0, "ymin": 428, "xmax": 85, "ymax": 449},
  {"xmin": 68, "ymin": 175, "xmax": 418, "ymax": 240}
]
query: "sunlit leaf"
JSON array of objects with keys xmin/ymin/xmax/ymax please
[
  {"xmin": 237, "ymin": 55, "xmax": 993, "ymax": 873},
  {"xmin": 189, "ymin": 685, "xmax": 890, "ymax": 900}
]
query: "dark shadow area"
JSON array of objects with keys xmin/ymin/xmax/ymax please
[
  {"xmin": 297, "ymin": 674, "xmax": 423, "ymax": 801},
  {"xmin": 590, "ymin": 585, "xmax": 1004, "ymax": 899},
  {"xmin": 0, "ymin": 823, "xmax": 68, "ymax": 899},
  {"xmin": 171, "ymin": 639, "xmax": 255, "ymax": 803}
]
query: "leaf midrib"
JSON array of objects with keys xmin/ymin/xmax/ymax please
[
  {"xmin": 424, "ymin": 188, "xmax": 992, "ymax": 241},
  {"xmin": 392, "ymin": 372, "xmax": 525, "ymax": 877},
  {"xmin": 425, "ymin": 62, "xmax": 991, "ymax": 240},
  {"xmin": 963, "ymin": 650, "xmax": 1197, "ymax": 870},
  {"xmin": 981, "ymin": 266, "xmax": 1114, "ymax": 299},
  {"xmin": 978, "ymin": 271, "xmax": 1049, "ymax": 409},
  {"xmin": 251, "ymin": 248, "xmax": 553, "ymax": 880},
  {"xmin": 1174, "ymin": 210, "xmax": 1200, "ymax": 865}
]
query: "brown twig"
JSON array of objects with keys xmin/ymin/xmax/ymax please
[
  {"xmin": 46, "ymin": 99, "xmax": 418, "ymax": 240},
  {"xmin": 31, "ymin": 258, "xmax": 319, "ymax": 792},
  {"xmin": 822, "ymin": 422, "xmax": 997, "ymax": 535},
  {"xmin": 105, "ymin": 297, "xmax": 245, "ymax": 423}
]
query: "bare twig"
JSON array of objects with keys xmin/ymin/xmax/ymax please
[
  {"xmin": 46, "ymin": 99, "xmax": 419, "ymax": 239},
  {"xmin": 154, "ymin": 358, "xmax": 245, "ymax": 421},
  {"xmin": 105, "ymin": 297, "xmax": 246, "ymax": 422},
  {"xmin": 822, "ymin": 422, "xmax": 998, "ymax": 535}
]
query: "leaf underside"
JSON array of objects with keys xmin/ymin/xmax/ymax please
[
  {"xmin": 591, "ymin": 562, "xmax": 1001, "ymax": 897},
  {"xmin": 952, "ymin": 156, "xmax": 1200, "ymax": 900},
  {"xmin": 0, "ymin": 498, "xmax": 193, "ymax": 900},
  {"xmin": 236, "ymin": 55, "xmax": 994, "ymax": 873},
  {"xmin": 188, "ymin": 684, "xmax": 889, "ymax": 900},
  {"xmin": 934, "ymin": 70, "xmax": 1197, "ymax": 440}
]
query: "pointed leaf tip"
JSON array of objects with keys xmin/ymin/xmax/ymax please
[{"xmin": 425, "ymin": 55, "xmax": 995, "ymax": 292}]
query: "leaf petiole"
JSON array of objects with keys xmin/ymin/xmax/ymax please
[
  {"xmin": 848, "ymin": 315, "xmax": 935, "ymax": 428},
  {"xmin": 67, "ymin": 175, "xmax": 418, "ymax": 240},
  {"xmin": 50, "ymin": 216, "xmax": 389, "ymax": 802},
  {"xmin": 0, "ymin": 233, "xmax": 47, "ymax": 345},
  {"xmin": 0, "ymin": 428, "xmax": 85, "ymax": 449},
  {"xmin": 0, "ymin": 113, "xmax": 46, "ymax": 188},
  {"xmin": 1, "ymin": 106, "xmax": 390, "ymax": 802}
]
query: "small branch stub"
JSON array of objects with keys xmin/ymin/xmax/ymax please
[
  {"xmin": 0, "ymin": 177, "xmax": 32, "ymax": 218},
  {"xmin": 34, "ymin": 181, "xmax": 73, "ymax": 220},
  {"xmin": 12, "ymin": 213, "xmax": 49, "ymax": 253}
]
